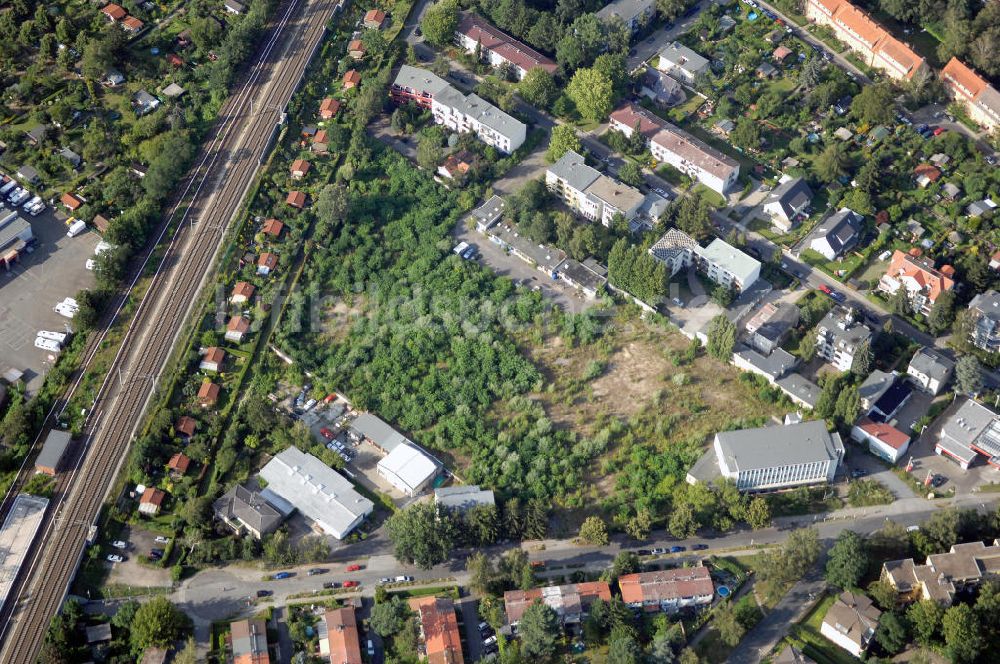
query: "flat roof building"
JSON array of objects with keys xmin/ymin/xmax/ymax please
[
  {"xmin": 259, "ymin": 446, "xmax": 373, "ymax": 538},
  {"xmin": 434, "ymin": 485, "xmax": 495, "ymax": 512},
  {"xmin": 0, "ymin": 495, "xmax": 48, "ymax": 609},
  {"xmin": 546, "ymin": 150, "xmax": 648, "ymax": 228},
  {"xmin": 935, "ymin": 399, "xmax": 1000, "ymax": 470},
  {"xmin": 689, "ymin": 419, "xmax": 844, "ymax": 491},
  {"xmin": 35, "ymin": 429, "xmax": 72, "ymax": 476}
]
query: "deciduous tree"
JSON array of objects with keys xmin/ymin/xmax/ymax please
[
  {"xmin": 826, "ymin": 530, "xmax": 868, "ymax": 589},
  {"xmin": 519, "ymin": 601, "xmax": 561, "ymax": 661},
  {"xmin": 579, "ymin": 515, "xmax": 609, "ymax": 545},
  {"xmin": 706, "ymin": 315, "xmax": 737, "ymax": 361},
  {"xmin": 546, "ymin": 124, "xmax": 582, "ymax": 163},
  {"xmin": 566, "ymin": 67, "xmax": 614, "ymax": 121}
]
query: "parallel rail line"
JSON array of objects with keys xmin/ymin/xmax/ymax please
[{"xmin": 0, "ymin": 0, "xmax": 337, "ymax": 658}]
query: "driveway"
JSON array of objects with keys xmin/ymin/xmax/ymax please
[{"xmin": 626, "ymin": 2, "xmax": 712, "ymax": 70}]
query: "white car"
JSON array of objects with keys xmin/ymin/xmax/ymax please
[
  {"xmin": 154, "ymin": 536, "xmax": 170, "ymax": 544},
  {"xmin": 106, "ymin": 554, "xmax": 124, "ymax": 563},
  {"xmin": 85, "ymin": 259, "xmax": 95, "ymax": 270},
  {"xmin": 111, "ymin": 540, "xmax": 128, "ymax": 549}
]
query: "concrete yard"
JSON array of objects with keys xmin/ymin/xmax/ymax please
[{"xmin": 0, "ymin": 206, "xmax": 100, "ymax": 393}]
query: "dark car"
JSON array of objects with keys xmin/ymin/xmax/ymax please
[
  {"xmin": 273, "ymin": 571, "xmax": 292, "ymax": 580},
  {"xmin": 636, "ymin": 549, "xmax": 652, "ymax": 556},
  {"xmin": 692, "ymin": 544, "xmax": 709, "ymax": 551},
  {"xmin": 931, "ymin": 475, "xmax": 947, "ymax": 487},
  {"xmin": 307, "ymin": 568, "xmax": 327, "ymax": 576},
  {"xmin": 256, "ymin": 590, "xmax": 273, "ymax": 598},
  {"xmin": 323, "ymin": 581, "xmax": 341, "ymax": 589},
  {"xmin": 669, "ymin": 546, "xmax": 686, "ymax": 553}
]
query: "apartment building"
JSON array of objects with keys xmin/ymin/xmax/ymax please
[
  {"xmin": 596, "ymin": 0, "xmax": 656, "ymax": 33},
  {"xmin": 805, "ymin": 0, "xmax": 928, "ymax": 81},
  {"xmin": 504, "ymin": 582, "xmax": 611, "ymax": 627},
  {"xmin": 815, "ymin": 308, "xmax": 872, "ymax": 372},
  {"xmin": 409, "ymin": 597, "xmax": 464, "ymax": 664},
  {"xmin": 390, "ymin": 65, "xmax": 526, "ymax": 153},
  {"xmin": 906, "ymin": 346, "xmax": 955, "ymax": 395},
  {"xmin": 877, "ymin": 249, "xmax": 955, "ymax": 316},
  {"xmin": 688, "ymin": 419, "xmax": 844, "ymax": 491},
  {"xmin": 455, "ymin": 13, "xmax": 557, "ymax": 81},
  {"xmin": 648, "ymin": 228, "xmax": 760, "ymax": 292},
  {"xmin": 650, "ymin": 124, "xmax": 740, "ymax": 194},
  {"xmin": 618, "ymin": 566, "xmax": 715, "ymax": 613},
  {"xmin": 941, "ymin": 57, "xmax": 1000, "ymax": 131},
  {"xmin": 882, "ymin": 539, "xmax": 1000, "ymax": 605},
  {"xmin": 546, "ymin": 150, "xmax": 652, "ymax": 227},
  {"xmin": 657, "ymin": 41, "xmax": 709, "ymax": 85},
  {"xmin": 967, "ymin": 290, "xmax": 1000, "ymax": 354},
  {"xmin": 608, "ymin": 102, "xmax": 669, "ymax": 142}
]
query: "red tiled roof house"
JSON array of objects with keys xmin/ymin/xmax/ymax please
[
  {"xmin": 618, "ymin": 566, "xmax": 715, "ymax": 613},
  {"xmin": 138, "ymin": 487, "xmax": 166, "ymax": 515}
]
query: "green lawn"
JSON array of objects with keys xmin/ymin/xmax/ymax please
[
  {"xmin": 692, "ymin": 183, "xmax": 727, "ymax": 208},
  {"xmin": 799, "ymin": 248, "xmax": 866, "ymax": 282}
]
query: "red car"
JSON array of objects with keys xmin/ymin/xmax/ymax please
[
  {"xmin": 346, "ymin": 564, "xmax": 362, "ymax": 572},
  {"xmin": 932, "ymin": 126, "xmax": 945, "ymax": 136},
  {"xmin": 320, "ymin": 427, "xmax": 334, "ymax": 440},
  {"xmin": 343, "ymin": 580, "xmax": 360, "ymax": 588},
  {"xmin": 818, "ymin": 284, "xmax": 832, "ymax": 295}
]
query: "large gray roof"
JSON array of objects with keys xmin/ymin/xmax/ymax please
[
  {"xmin": 596, "ymin": 0, "xmax": 654, "ymax": 22},
  {"xmin": 35, "ymin": 430, "xmax": 71, "ymax": 472},
  {"xmin": 547, "ymin": 150, "xmax": 600, "ymax": 193},
  {"xmin": 814, "ymin": 208, "xmax": 861, "ymax": 255},
  {"xmin": 658, "ymin": 41, "xmax": 708, "ymax": 73},
  {"xmin": 695, "ymin": 238, "xmax": 761, "ymax": 286},
  {"xmin": 716, "ymin": 420, "xmax": 843, "ymax": 472},
  {"xmin": 776, "ymin": 373, "xmax": 821, "ymax": 408},
  {"xmin": 213, "ymin": 484, "xmax": 284, "ymax": 535},
  {"xmin": 907, "ymin": 347, "xmax": 954, "ymax": 382},
  {"xmin": 434, "ymin": 485, "xmax": 495, "ymax": 510},
  {"xmin": 734, "ymin": 345, "xmax": 797, "ymax": 379},
  {"xmin": 393, "ymin": 64, "xmax": 450, "ymax": 96},
  {"xmin": 350, "ymin": 413, "xmax": 408, "ymax": 452}
]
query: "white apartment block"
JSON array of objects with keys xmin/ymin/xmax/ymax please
[
  {"xmin": 650, "ymin": 124, "xmax": 739, "ymax": 195},
  {"xmin": 815, "ymin": 309, "xmax": 872, "ymax": 372},
  {"xmin": 648, "ymin": 229, "xmax": 759, "ymax": 292},
  {"xmin": 391, "ymin": 65, "xmax": 526, "ymax": 153}
]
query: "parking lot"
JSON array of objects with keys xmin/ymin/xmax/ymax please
[
  {"xmin": 104, "ymin": 524, "xmax": 173, "ymax": 589},
  {"xmin": 903, "ymin": 398, "xmax": 1000, "ymax": 496},
  {"xmin": 0, "ymin": 203, "xmax": 100, "ymax": 393}
]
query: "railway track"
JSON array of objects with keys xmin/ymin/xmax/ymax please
[{"xmin": 0, "ymin": 0, "xmax": 338, "ymax": 658}]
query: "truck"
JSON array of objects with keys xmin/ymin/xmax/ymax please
[
  {"xmin": 7, "ymin": 188, "xmax": 28, "ymax": 205},
  {"xmin": 22, "ymin": 195, "xmax": 41, "ymax": 210},
  {"xmin": 67, "ymin": 219, "xmax": 87, "ymax": 238},
  {"xmin": 27, "ymin": 200, "xmax": 45, "ymax": 216},
  {"xmin": 54, "ymin": 304, "xmax": 76, "ymax": 319},
  {"xmin": 0, "ymin": 180, "xmax": 17, "ymax": 197}
]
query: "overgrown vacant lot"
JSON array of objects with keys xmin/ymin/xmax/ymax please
[{"xmin": 514, "ymin": 307, "xmax": 790, "ymax": 520}]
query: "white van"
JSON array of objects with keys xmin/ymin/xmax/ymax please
[
  {"xmin": 62, "ymin": 297, "xmax": 79, "ymax": 308},
  {"xmin": 0, "ymin": 180, "xmax": 17, "ymax": 197},
  {"xmin": 27, "ymin": 201, "xmax": 45, "ymax": 216},
  {"xmin": 34, "ymin": 338, "xmax": 62, "ymax": 353},
  {"xmin": 37, "ymin": 330, "xmax": 68, "ymax": 343},
  {"xmin": 22, "ymin": 196, "xmax": 41, "ymax": 210},
  {"xmin": 67, "ymin": 220, "xmax": 87, "ymax": 238},
  {"xmin": 8, "ymin": 189, "xmax": 29, "ymax": 206},
  {"xmin": 94, "ymin": 241, "xmax": 113, "ymax": 255}
]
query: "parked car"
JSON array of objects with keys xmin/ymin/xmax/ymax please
[
  {"xmin": 323, "ymin": 581, "xmax": 341, "ymax": 589},
  {"xmin": 932, "ymin": 126, "xmax": 945, "ymax": 136},
  {"xmin": 346, "ymin": 564, "xmax": 362, "ymax": 571},
  {"xmin": 256, "ymin": 590, "xmax": 273, "ymax": 597},
  {"xmin": 669, "ymin": 546, "xmax": 686, "ymax": 553},
  {"xmin": 650, "ymin": 547, "xmax": 667, "ymax": 555},
  {"xmin": 154, "ymin": 536, "xmax": 170, "ymax": 544},
  {"xmin": 343, "ymin": 580, "xmax": 360, "ymax": 588},
  {"xmin": 692, "ymin": 544, "xmax": 709, "ymax": 551},
  {"xmin": 483, "ymin": 635, "xmax": 498, "ymax": 646},
  {"xmin": 307, "ymin": 568, "xmax": 327, "ymax": 576},
  {"xmin": 111, "ymin": 540, "xmax": 128, "ymax": 549},
  {"xmin": 366, "ymin": 640, "xmax": 375, "ymax": 656},
  {"xmin": 395, "ymin": 575, "xmax": 412, "ymax": 582},
  {"xmin": 379, "ymin": 577, "xmax": 392, "ymax": 584},
  {"xmin": 320, "ymin": 427, "xmax": 334, "ymax": 440},
  {"xmin": 636, "ymin": 549, "xmax": 652, "ymax": 556},
  {"xmin": 931, "ymin": 475, "xmax": 947, "ymax": 487},
  {"xmin": 106, "ymin": 554, "xmax": 124, "ymax": 563},
  {"xmin": 272, "ymin": 572, "xmax": 292, "ymax": 580}
]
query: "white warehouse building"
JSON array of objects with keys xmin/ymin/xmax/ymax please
[
  {"xmin": 259, "ymin": 446, "xmax": 374, "ymax": 539},
  {"xmin": 377, "ymin": 443, "xmax": 440, "ymax": 497}
]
